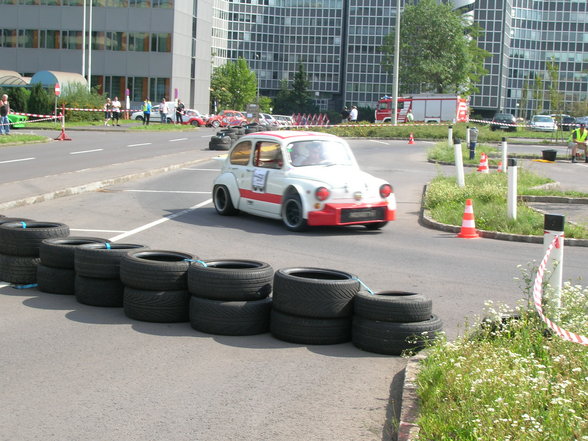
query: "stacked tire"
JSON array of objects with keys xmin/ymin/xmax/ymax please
[
  {"xmin": 271, "ymin": 268, "xmax": 360, "ymax": 345},
  {"xmin": 74, "ymin": 243, "xmax": 147, "ymax": 307},
  {"xmin": 37, "ymin": 237, "xmax": 110, "ymax": 295},
  {"xmin": 187, "ymin": 259, "xmax": 273, "ymax": 336},
  {"xmin": 352, "ymin": 291, "xmax": 443, "ymax": 355},
  {"xmin": 208, "ymin": 133, "xmax": 232, "ymax": 151},
  {"xmin": 120, "ymin": 250, "xmax": 197, "ymax": 322},
  {"xmin": 0, "ymin": 220, "xmax": 69, "ymax": 284}
]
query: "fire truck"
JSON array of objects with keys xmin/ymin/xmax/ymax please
[{"xmin": 374, "ymin": 94, "xmax": 469, "ymax": 124}]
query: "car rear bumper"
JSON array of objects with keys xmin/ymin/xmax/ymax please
[{"xmin": 307, "ymin": 201, "xmax": 396, "ymax": 226}]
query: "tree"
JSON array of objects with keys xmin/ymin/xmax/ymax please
[
  {"xmin": 533, "ymin": 73, "xmax": 544, "ymax": 115},
  {"xmin": 209, "ymin": 58, "xmax": 257, "ymax": 112},
  {"xmin": 519, "ymin": 75, "xmax": 531, "ymax": 120},
  {"xmin": 273, "ymin": 65, "xmax": 318, "ymax": 115},
  {"xmin": 546, "ymin": 59, "xmax": 564, "ymax": 115},
  {"xmin": 381, "ymin": 0, "xmax": 489, "ymax": 95},
  {"xmin": 28, "ymin": 83, "xmax": 53, "ymax": 116},
  {"xmin": 272, "ymin": 79, "xmax": 293, "ymax": 114}
]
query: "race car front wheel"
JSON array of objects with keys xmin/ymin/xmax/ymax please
[{"xmin": 282, "ymin": 193, "xmax": 307, "ymax": 232}]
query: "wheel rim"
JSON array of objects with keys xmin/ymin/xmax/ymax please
[
  {"xmin": 284, "ymin": 199, "xmax": 302, "ymax": 228},
  {"xmin": 214, "ymin": 187, "xmax": 227, "ymax": 211},
  {"xmin": 212, "ymin": 121, "xmax": 220, "ymax": 128}
]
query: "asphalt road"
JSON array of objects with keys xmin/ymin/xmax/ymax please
[{"xmin": 1, "ymin": 131, "xmax": 587, "ymax": 441}]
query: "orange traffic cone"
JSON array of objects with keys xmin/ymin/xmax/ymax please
[
  {"xmin": 457, "ymin": 199, "xmax": 479, "ymax": 239},
  {"xmin": 408, "ymin": 133, "xmax": 415, "ymax": 145},
  {"xmin": 497, "ymin": 161, "xmax": 503, "ymax": 173},
  {"xmin": 477, "ymin": 153, "xmax": 489, "ymax": 173}
]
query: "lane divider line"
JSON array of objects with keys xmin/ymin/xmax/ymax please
[
  {"xmin": 169, "ymin": 138, "xmax": 188, "ymax": 142},
  {"xmin": 181, "ymin": 168, "xmax": 221, "ymax": 171},
  {"xmin": 0, "ymin": 157, "xmax": 35, "ymax": 164},
  {"xmin": 108, "ymin": 198, "xmax": 212, "ymax": 242},
  {"xmin": 70, "ymin": 149, "xmax": 104, "ymax": 155},
  {"xmin": 70, "ymin": 228, "xmax": 127, "ymax": 233},
  {"xmin": 127, "ymin": 143, "xmax": 152, "ymax": 147}
]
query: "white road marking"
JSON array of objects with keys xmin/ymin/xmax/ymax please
[
  {"xmin": 70, "ymin": 228, "xmax": 127, "ymax": 233},
  {"xmin": 108, "ymin": 198, "xmax": 212, "ymax": 242},
  {"xmin": 370, "ymin": 140, "xmax": 389, "ymax": 145},
  {"xmin": 127, "ymin": 142, "xmax": 152, "ymax": 147},
  {"xmin": 0, "ymin": 157, "xmax": 35, "ymax": 164},
  {"xmin": 122, "ymin": 190, "xmax": 211, "ymax": 194},
  {"xmin": 202, "ymin": 135, "xmax": 214, "ymax": 138},
  {"xmin": 70, "ymin": 149, "xmax": 103, "ymax": 155},
  {"xmin": 181, "ymin": 168, "xmax": 220, "ymax": 171},
  {"xmin": 0, "ymin": 282, "xmax": 10, "ymax": 288},
  {"xmin": 169, "ymin": 138, "xmax": 188, "ymax": 142}
]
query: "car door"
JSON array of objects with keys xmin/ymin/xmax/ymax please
[{"xmin": 238, "ymin": 140, "xmax": 286, "ymax": 217}]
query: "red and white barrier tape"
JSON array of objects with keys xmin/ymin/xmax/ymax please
[
  {"xmin": 533, "ymin": 235, "xmax": 588, "ymax": 345},
  {"xmin": 13, "ymin": 112, "xmax": 56, "ymax": 118}
]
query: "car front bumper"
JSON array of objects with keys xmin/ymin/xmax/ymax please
[{"xmin": 307, "ymin": 201, "xmax": 396, "ymax": 226}]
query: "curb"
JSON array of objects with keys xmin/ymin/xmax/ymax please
[
  {"xmin": 418, "ymin": 186, "xmax": 588, "ymax": 247},
  {"xmin": 396, "ymin": 353, "xmax": 427, "ymax": 441},
  {"xmin": 0, "ymin": 156, "xmax": 213, "ymax": 211}
]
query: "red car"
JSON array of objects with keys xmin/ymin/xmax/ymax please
[
  {"xmin": 182, "ymin": 109, "xmax": 208, "ymax": 127},
  {"xmin": 206, "ymin": 110, "xmax": 247, "ymax": 128}
]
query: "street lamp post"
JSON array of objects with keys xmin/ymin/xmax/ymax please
[{"xmin": 255, "ymin": 53, "xmax": 260, "ymax": 108}]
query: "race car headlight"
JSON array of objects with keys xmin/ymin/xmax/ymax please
[
  {"xmin": 379, "ymin": 184, "xmax": 393, "ymax": 198},
  {"xmin": 315, "ymin": 187, "xmax": 330, "ymax": 201}
]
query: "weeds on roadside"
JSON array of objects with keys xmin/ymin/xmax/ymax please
[{"xmin": 415, "ymin": 265, "xmax": 588, "ymax": 441}]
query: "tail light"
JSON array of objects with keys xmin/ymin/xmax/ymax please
[
  {"xmin": 315, "ymin": 187, "xmax": 330, "ymax": 201},
  {"xmin": 379, "ymin": 184, "xmax": 393, "ymax": 198}
]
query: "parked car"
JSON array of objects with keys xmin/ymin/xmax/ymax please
[
  {"xmin": 206, "ymin": 110, "xmax": 247, "ymax": 128},
  {"xmin": 490, "ymin": 113, "xmax": 517, "ymax": 131},
  {"xmin": 258, "ymin": 113, "xmax": 280, "ymax": 127},
  {"xmin": 212, "ymin": 130, "xmax": 397, "ymax": 231},
  {"xmin": 182, "ymin": 109, "xmax": 208, "ymax": 127},
  {"xmin": 574, "ymin": 116, "xmax": 588, "ymax": 127},
  {"xmin": 530, "ymin": 115, "xmax": 557, "ymax": 132},
  {"xmin": 550, "ymin": 114, "xmax": 575, "ymax": 131},
  {"xmin": 130, "ymin": 104, "xmax": 175, "ymax": 123},
  {"xmin": 7, "ymin": 114, "xmax": 28, "ymax": 129},
  {"xmin": 272, "ymin": 115, "xmax": 296, "ymax": 127}
]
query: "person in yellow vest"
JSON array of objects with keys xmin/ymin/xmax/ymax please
[
  {"xmin": 569, "ymin": 123, "xmax": 588, "ymax": 163},
  {"xmin": 142, "ymin": 97, "xmax": 152, "ymax": 126}
]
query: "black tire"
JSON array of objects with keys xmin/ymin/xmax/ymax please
[
  {"xmin": 124, "ymin": 287, "xmax": 190, "ymax": 322},
  {"xmin": 120, "ymin": 250, "xmax": 197, "ymax": 291},
  {"xmin": 37, "ymin": 264, "xmax": 75, "ymax": 294},
  {"xmin": 74, "ymin": 243, "xmax": 147, "ymax": 279},
  {"xmin": 270, "ymin": 309, "xmax": 352, "ymax": 345},
  {"xmin": 40, "ymin": 237, "xmax": 110, "ymax": 269},
  {"xmin": 213, "ymin": 185, "xmax": 239, "ymax": 215},
  {"xmin": 0, "ymin": 222, "xmax": 70, "ymax": 257},
  {"xmin": 352, "ymin": 315, "xmax": 443, "ymax": 355},
  {"xmin": 135, "ymin": 115, "xmax": 144, "ymax": 121},
  {"xmin": 211, "ymin": 120, "xmax": 220, "ymax": 128},
  {"xmin": 0, "ymin": 253, "xmax": 40, "ymax": 284},
  {"xmin": 281, "ymin": 193, "xmax": 307, "ymax": 231},
  {"xmin": 364, "ymin": 221, "xmax": 388, "ymax": 230},
  {"xmin": 273, "ymin": 267, "xmax": 359, "ymax": 318},
  {"xmin": 189, "ymin": 296, "xmax": 271, "ymax": 335},
  {"xmin": 353, "ymin": 291, "xmax": 433, "ymax": 323},
  {"xmin": 190, "ymin": 120, "xmax": 199, "ymax": 127},
  {"xmin": 75, "ymin": 275, "xmax": 125, "ymax": 307},
  {"xmin": 187, "ymin": 259, "xmax": 273, "ymax": 301}
]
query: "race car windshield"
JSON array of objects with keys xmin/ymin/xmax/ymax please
[{"xmin": 288, "ymin": 140, "xmax": 354, "ymax": 167}]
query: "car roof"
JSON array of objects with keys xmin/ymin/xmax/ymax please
[{"xmin": 240, "ymin": 130, "xmax": 339, "ymax": 141}]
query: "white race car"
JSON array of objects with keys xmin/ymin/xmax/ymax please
[{"xmin": 212, "ymin": 131, "xmax": 396, "ymax": 231}]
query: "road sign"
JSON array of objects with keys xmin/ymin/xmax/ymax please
[{"xmin": 54, "ymin": 83, "xmax": 61, "ymax": 96}]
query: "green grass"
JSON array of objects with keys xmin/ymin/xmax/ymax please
[
  {"xmin": 0, "ymin": 133, "xmax": 50, "ymax": 145},
  {"xmin": 415, "ymin": 277, "xmax": 588, "ymax": 441},
  {"xmin": 423, "ymin": 171, "xmax": 588, "ymax": 238}
]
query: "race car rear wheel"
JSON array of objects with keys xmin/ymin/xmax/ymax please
[
  {"xmin": 282, "ymin": 193, "xmax": 307, "ymax": 231},
  {"xmin": 364, "ymin": 221, "xmax": 387, "ymax": 230},
  {"xmin": 213, "ymin": 185, "xmax": 238, "ymax": 215}
]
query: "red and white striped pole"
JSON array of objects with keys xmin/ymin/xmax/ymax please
[{"xmin": 543, "ymin": 214, "xmax": 564, "ymax": 308}]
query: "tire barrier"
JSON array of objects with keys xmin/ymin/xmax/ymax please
[
  {"xmin": 37, "ymin": 237, "xmax": 110, "ymax": 295},
  {"xmin": 208, "ymin": 135, "xmax": 232, "ymax": 151},
  {"xmin": 0, "ymin": 220, "xmax": 68, "ymax": 284},
  {"xmin": 74, "ymin": 243, "xmax": 148, "ymax": 307},
  {"xmin": 0, "ymin": 219, "xmax": 444, "ymax": 354},
  {"xmin": 120, "ymin": 250, "xmax": 197, "ymax": 322},
  {"xmin": 271, "ymin": 268, "xmax": 360, "ymax": 345},
  {"xmin": 187, "ymin": 259, "xmax": 273, "ymax": 335}
]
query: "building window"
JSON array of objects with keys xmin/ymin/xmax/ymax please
[
  {"xmin": 0, "ymin": 29, "xmax": 17, "ymax": 48},
  {"xmin": 40, "ymin": 30, "xmax": 60, "ymax": 48},
  {"xmin": 129, "ymin": 32, "xmax": 149, "ymax": 51},
  {"xmin": 129, "ymin": 0, "xmax": 150, "ymax": 7},
  {"xmin": 106, "ymin": 31, "xmax": 127, "ymax": 51},
  {"xmin": 62, "ymin": 31, "xmax": 83, "ymax": 49},
  {"xmin": 18, "ymin": 29, "xmax": 38, "ymax": 48},
  {"xmin": 150, "ymin": 33, "xmax": 172, "ymax": 52}
]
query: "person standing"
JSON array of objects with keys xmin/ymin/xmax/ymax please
[
  {"xmin": 103, "ymin": 98, "xmax": 112, "ymax": 126},
  {"xmin": 406, "ymin": 109, "xmax": 414, "ymax": 123},
  {"xmin": 175, "ymin": 99, "xmax": 185, "ymax": 124},
  {"xmin": 111, "ymin": 96, "xmax": 121, "ymax": 126},
  {"xmin": 341, "ymin": 106, "xmax": 350, "ymax": 123},
  {"xmin": 349, "ymin": 105, "xmax": 358, "ymax": 123},
  {"xmin": 142, "ymin": 97, "xmax": 152, "ymax": 125},
  {"xmin": 0, "ymin": 94, "xmax": 10, "ymax": 135},
  {"xmin": 159, "ymin": 97, "xmax": 167, "ymax": 124},
  {"xmin": 570, "ymin": 123, "xmax": 588, "ymax": 163},
  {"xmin": 468, "ymin": 126, "xmax": 479, "ymax": 160}
]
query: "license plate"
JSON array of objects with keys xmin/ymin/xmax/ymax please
[{"xmin": 341, "ymin": 207, "xmax": 386, "ymax": 223}]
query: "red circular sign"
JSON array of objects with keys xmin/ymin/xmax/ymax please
[{"xmin": 54, "ymin": 83, "xmax": 61, "ymax": 96}]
